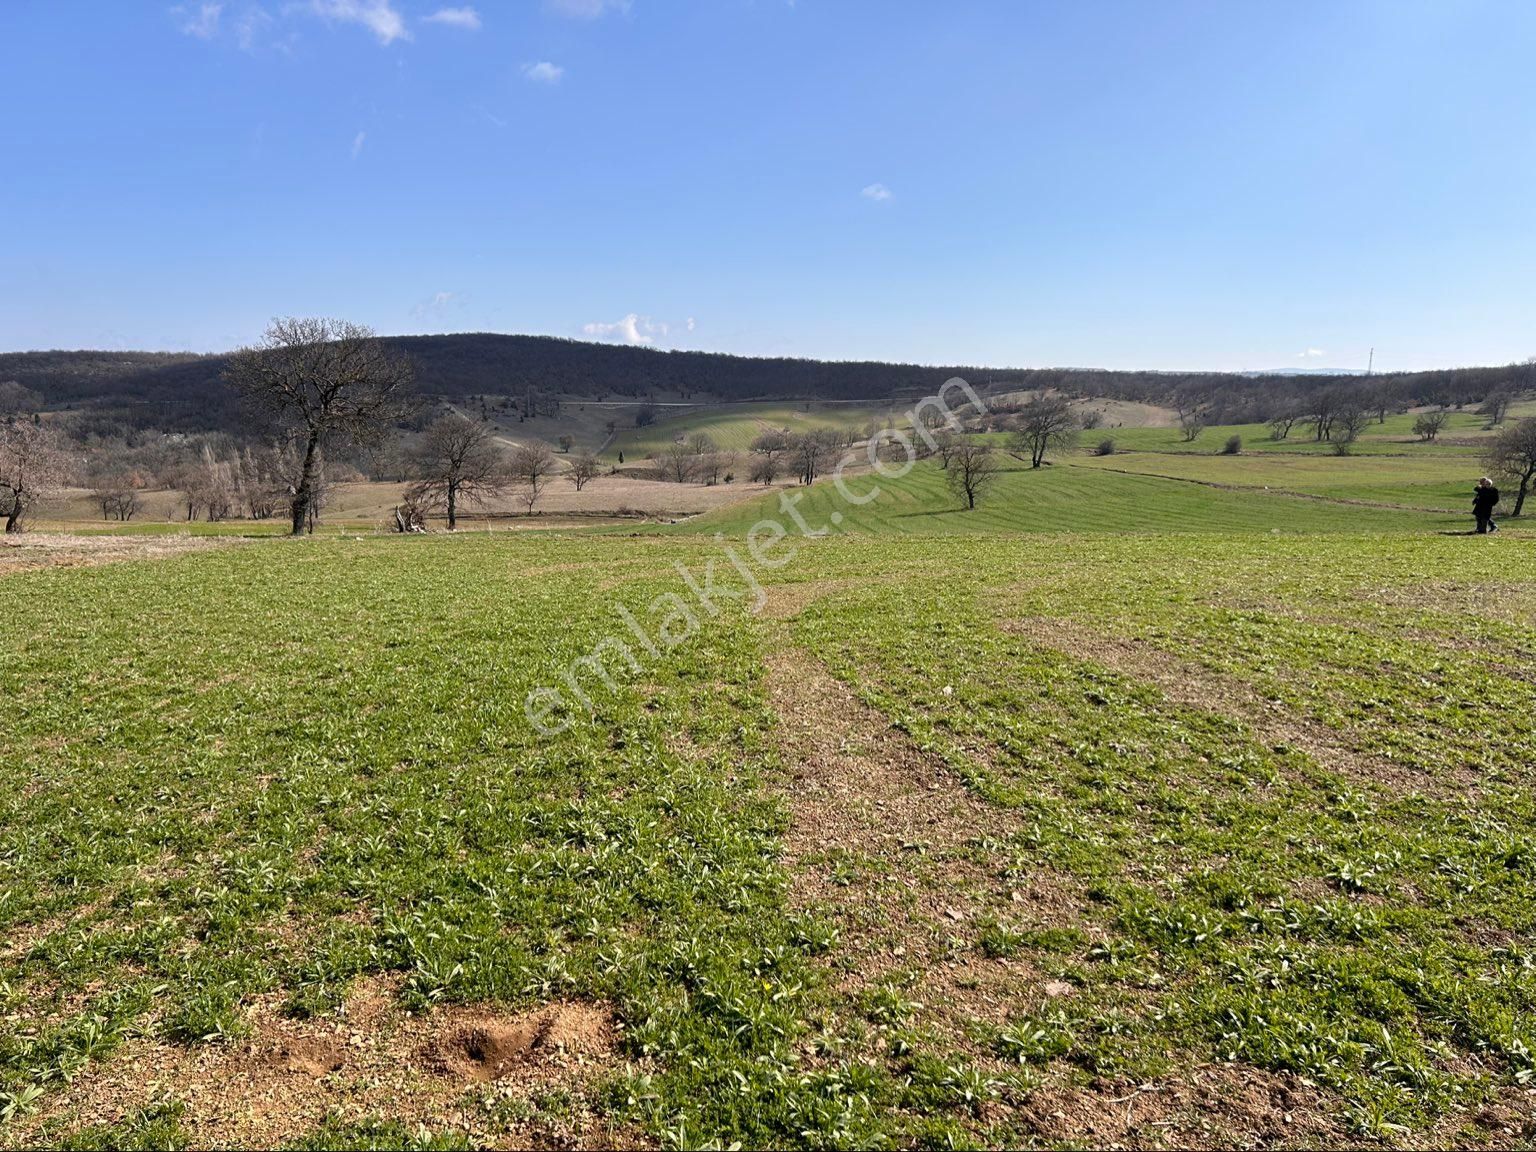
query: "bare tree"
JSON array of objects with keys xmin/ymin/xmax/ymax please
[
  {"xmin": 1479, "ymin": 391, "xmax": 1512, "ymax": 429},
  {"xmin": 1178, "ymin": 411, "xmax": 1207, "ymax": 442},
  {"xmin": 749, "ymin": 453, "xmax": 780, "ymax": 485},
  {"xmin": 792, "ymin": 429, "xmax": 839, "ymax": 484},
  {"xmin": 567, "ymin": 451, "xmax": 601, "ymax": 491},
  {"xmin": 1268, "ymin": 410, "xmax": 1298, "ymax": 440},
  {"xmin": 750, "ymin": 430, "xmax": 790, "ymax": 485},
  {"xmin": 932, "ymin": 428, "xmax": 961, "ymax": 468},
  {"xmin": 686, "ymin": 432, "xmax": 716, "ymax": 456},
  {"xmin": 660, "ymin": 442, "xmax": 698, "ymax": 483},
  {"xmin": 1332, "ymin": 405, "xmax": 1372, "ymax": 455},
  {"xmin": 0, "ymin": 420, "xmax": 70, "ymax": 533},
  {"xmin": 945, "ymin": 441, "xmax": 999, "ymax": 510},
  {"xmin": 408, "ymin": 413, "xmax": 512, "ymax": 529},
  {"xmin": 1485, "ymin": 419, "xmax": 1536, "ymax": 516},
  {"xmin": 696, "ymin": 450, "xmax": 734, "ymax": 486},
  {"xmin": 1413, "ymin": 410, "xmax": 1450, "ymax": 441},
  {"xmin": 223, "ymin": 318, "xmax": 416, "ymax": 535},
  {"xmin": 93, "ymin": 474, "xmax": 140, "ymax": 521},
  {"xmin": 1008, "ymin": 395, "xmax": 1078, "ymax": 468},
  {"xmin": 1303, "ymin": 390, "xmax": 1342, "ymax": 442},
  {"xmin": 509, "ymin": 441, "xmax": 557, "ymax": 514}
]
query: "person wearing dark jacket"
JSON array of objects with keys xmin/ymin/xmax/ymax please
[{"xmin": 1474, "ymin": 476, "xmax": 1501, "ymax": 534}]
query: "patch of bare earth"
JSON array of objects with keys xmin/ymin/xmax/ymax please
[
  {"xmin": 1019, "ymin": 1063, "xmax": 1347, "ymax": 1150},
  {"xmin": 763, "ymin": 640, "xmax": 1075, "ymax": 1047},
  {"xmin": 6, "ymin": 976, "xmax": 639, "ymax": 1151},
  {"xmin": 0, "ymin": 533, "xmax": 233, "ymax": 575},
  {"xmin": 1001, "ymin": 615, "xmax": 1480, "ymax": 797}
]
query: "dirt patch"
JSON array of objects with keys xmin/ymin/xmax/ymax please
[
  {"xmin": 427, "ymin": 1003, "xmax": 616, "ymax": 1084},
  {"xmin": 1019, "ymin": 1062, "xmax": 1348, "ymax": 1149},
  {"xmin": 0, "ymin": 532, "xmax": 235, "ymax": 575},
  {"xmin": 1001, "ymin": 615, "xmax": 1480, "ymax": 797},
  {"xmin": 8, "ymin": 976, "xmax": 633, "ymax": 1151}
]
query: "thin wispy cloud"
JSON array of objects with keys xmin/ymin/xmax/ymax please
[
  {"xmin": 546, "ymin": 0, "xmax": 630, "ymax": 19},
  {"xmin": 861, "ymin": 183, "xmax": 893, "ymax": 202},
  {"xmin": 583, "ymin": 313, "xmax": 667, "ymax": 345},
  {"xmin": 235, "ymin": 6, "xmax": 273, "ymax": 52},
  {"xmin": 424, "ymin": 7, "xmax": 480, "ymax": 30},
  {"xmin": 523, "ymin": 61, "xmax": 564, "ymax": 84},
  {"xmin": 350, "ymin": 130, "xmax": 367, "ymax": 159},
  {"xmin": 1298, "ymin": 347, "xmax": 1326, "ymax": 358},
  {"xmin": 412, "ymin": 290, "xmax": 463, "ymax": 320},
  {"xmin": 309, "ymin": 0, "xmax": 408, "ymax": 45},
  {"xmin": 172, "ymin": 2, "xmax": 224, "ymax": 38}
]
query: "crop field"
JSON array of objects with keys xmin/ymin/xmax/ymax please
[
  {"xmin": 606, "ymin": 402, "xmax": 892, "ymax": 460},
  {"xmin": 2, "ymin": 456, "xmax": 1534, "ymax": 1149}
]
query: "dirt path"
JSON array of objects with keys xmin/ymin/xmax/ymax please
[{"xmin": 1001, "ymin": 615, "xmax": 1481, "ymax": 797}]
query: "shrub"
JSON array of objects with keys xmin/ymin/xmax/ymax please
[
  {"xmin": 1222, "ymin": 435, "xmax": 1242, "ymax": 455},
  {"xmin": 1096, "ymin": 438, "xmax": 1117, "ymax": 456}
]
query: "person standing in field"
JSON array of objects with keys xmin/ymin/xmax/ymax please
[{"xmin": 1473, "ymin": 476, "xmax": 1501, "ymax": 534}]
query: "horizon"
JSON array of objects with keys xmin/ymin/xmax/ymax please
[{"xmin": 4, "ymin": 2, "xmax": 1535, "ymax": 373}]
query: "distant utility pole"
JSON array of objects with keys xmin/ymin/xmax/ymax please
[{"xmin": 1366, "ymin": 348, "xmax": 1374, "ymax": 377}]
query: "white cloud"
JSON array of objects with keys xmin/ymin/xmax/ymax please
[
  {"xmin": 861, "ymin": 182, "xmax": 892, "ymax": 202},
  {"xmin": 1298, "ymin": 347, "xmax": 1326, "ymax": 358},
  {"xmin": 412, "ymin": 290, "xmax": 462, "ymax": 320},
  {"xmin": 424, "ymin": 6, "xmax": 480, "ymax": 29},
  {"xmin": 583, "ymin": 313, "xmax": 669, "ymax": 345},
  {"xmin": 523, "ymin": 61, "xmax": 564, "ymax": 84},
  {"xmin": 350, "ymin": 130, "xmax": 366, "ymax": 159},
  {"xmin": 235, "ymin": 6, "xmax": 273, "ymax": 52},
  {"xmin": 546, "ymin": 0, "xmax": 630, "ymax": 17},
  {"xmin": 173, "ymin": 2, "xmax": 224, "ymax": 38},
  {"xmin": 685, "ymin": 317, "xmax": 696, "ymax": 332},
  {"xmin": 309, "ymin": 0, "xmax": 408, "ymax": 45}
]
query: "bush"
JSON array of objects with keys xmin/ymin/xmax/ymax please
[
  {"xmin": 1096, "ymin": 438, "xmax": 1117, "ymax": 456},
  {"xmin": 1222, "ymin": 435, "xmax": 1242, "ymax": 455}
]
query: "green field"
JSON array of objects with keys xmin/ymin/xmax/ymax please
[
  {"xmin": 1091, "ymin": 410, "xmax": 1499, "ymax": 457},
  {"xmin": 606, "ymin": 401, "xmax": 891, "ymax": 460},
  {"xmin": 683, "ymin": 457, "xmax": 1458, "ymax": 536},
  {"xmin": 3, "ymin": 448, "xmax": 1534, "ymax": 1149}
]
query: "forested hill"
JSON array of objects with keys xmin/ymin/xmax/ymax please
[
  {"xmin": 2, "ymin": 334, "xmax": 1530, "ymax": 434},
  {"xmin": 0, "ymin": 335, "xmax": 998, "ymax": 411}
]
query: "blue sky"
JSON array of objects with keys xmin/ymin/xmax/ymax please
[{"xmin": 3, "ymin": 1, "xmax": 1534, "ymax": 371}]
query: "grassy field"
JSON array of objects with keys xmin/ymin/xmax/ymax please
[
  {"xmin": 606, "ymin": 401, "xmax": 892, "ymax": 460},
  {"xmin": 684, "ymin": 457, "xmax": 1455, "ymax": 536},
  {"xmin": 1092, "ymin": 410, "xmax": 1499, "ymax": 457},
  {"xmin": 3, "ymin": 445, "xmax": 1534, "ymax": 1148}
]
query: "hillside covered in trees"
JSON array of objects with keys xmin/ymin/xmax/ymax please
[{"xmin": 2, "ymin": 334, "xmax": 1532, "ymax": 436}]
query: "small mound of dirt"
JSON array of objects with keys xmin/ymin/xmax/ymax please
[
  {"xmin": 428, "ymin": 1003, "xmax": 615, "ymax": 1084},
  {"xmin": 266, "ymin": 1038, "xmax": 346, "ymax": 1079}
]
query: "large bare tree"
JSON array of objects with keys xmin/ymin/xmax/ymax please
[
  {"xmin": 945, "ymin": 441, "xmax": 999, "ymax": 510},
  {"xmin": 408, "ymin": 413, "xmax": 511, "ymax": 529},
  {"xmin": 223, "ymin": 318, "xmax": 416, "ymax": 535},
  {"xmin": 1486, "ymin": 418, "xmax": 1536, "ymax": 517},
  {"xmin": 0, "ymin": 420, "xmax": 70, "ymax": 533},
  {"xmin": 1009, "ymin": 395, "xmax": 1079, "ymax": 468}
]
